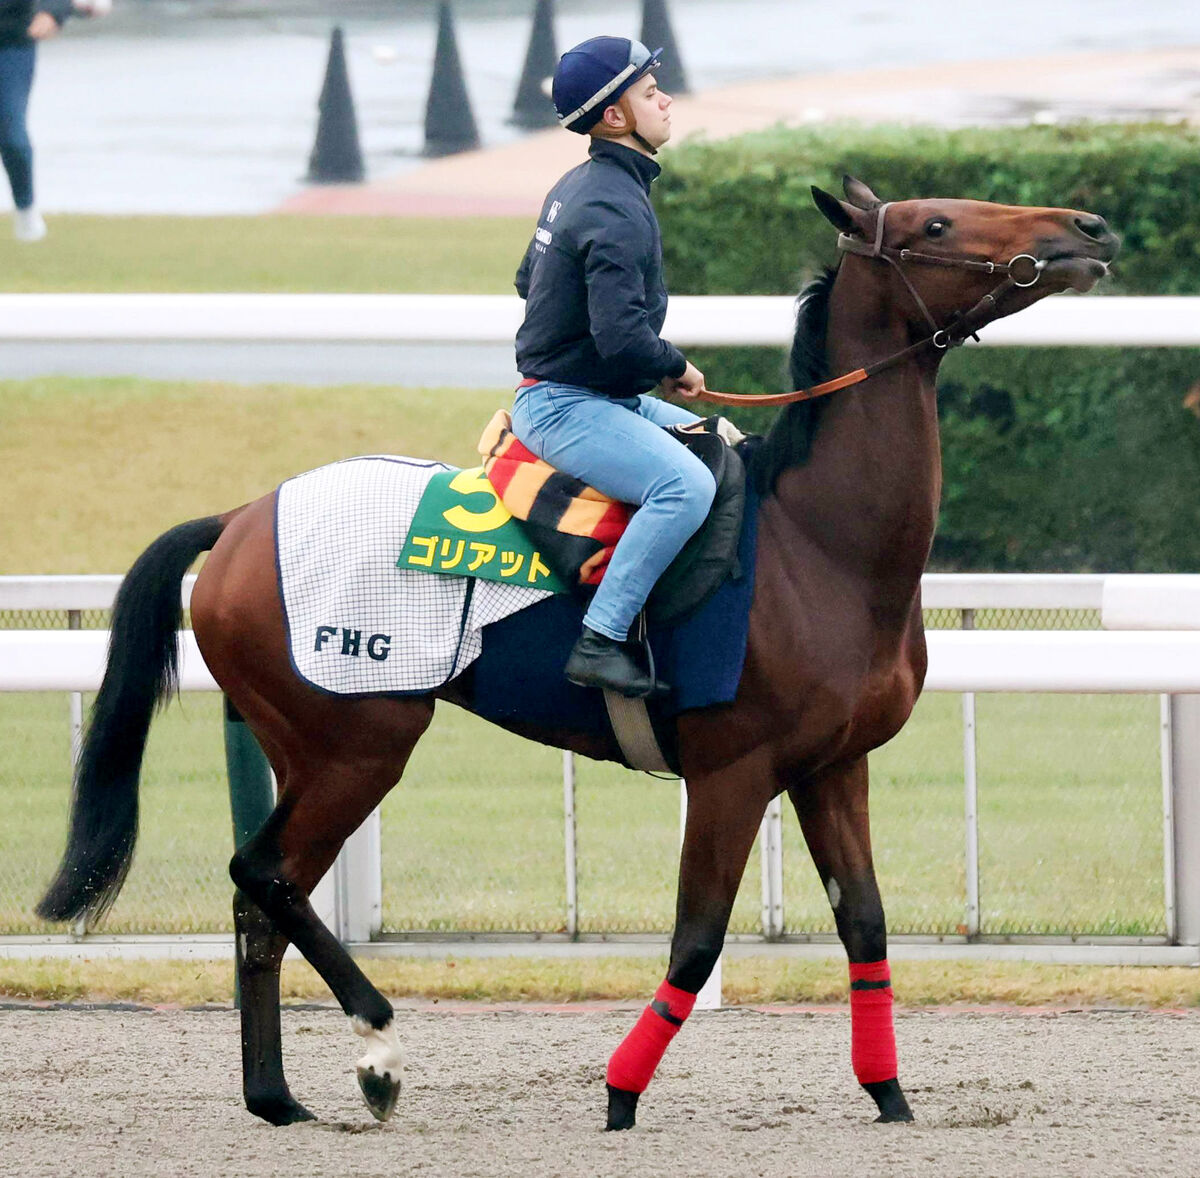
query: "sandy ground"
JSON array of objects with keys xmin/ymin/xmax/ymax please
[{"xmin": 3, "ymin": 1003, "xmax": 1200, "ymax": 1177}]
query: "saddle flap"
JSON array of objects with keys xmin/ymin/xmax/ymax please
[{"xmin": 648, "ymin": 423, "xmax": 746, "ymax": 627}]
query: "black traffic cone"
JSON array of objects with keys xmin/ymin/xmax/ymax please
[
  {"xmin": 510, "ymin": 0, "xmax": 559, "ymax": 129},
  {"xmin": 307, "ymin": 27, "xmax": 365, "ymax": 183},
  {"xmin": 424, "ymin": 1, "xmax": 481, "ymax": 157},
  {"xmin": 640, "ymin": 0, "xmax": 689, "ymax": 95}
]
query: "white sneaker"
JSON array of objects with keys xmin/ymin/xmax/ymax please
[{"xmin": 14, "ymin": 208, "xmax": 47, "ymax": 242}]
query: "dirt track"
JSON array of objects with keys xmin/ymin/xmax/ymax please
[{"xmin": 3, "ymin": 1003, "xmax": 1199, "ymax": 1177}]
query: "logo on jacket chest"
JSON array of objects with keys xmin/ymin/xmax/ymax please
[{"xmin": 534, "ymin": 200, "xmax": 563, "ymax": 253}]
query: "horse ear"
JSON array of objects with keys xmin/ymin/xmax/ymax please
[
  {"xmin": 811, "ymin": 186, "xmax": 867, "ymax": 235},
  {"xmin": 842, "ymin": 175, "xmax": 883, "ymax": 210}
]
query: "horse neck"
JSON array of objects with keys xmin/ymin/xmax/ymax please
[{"xmin": 772, "ymin": 260, "xmax": 944, "ymax": 594}]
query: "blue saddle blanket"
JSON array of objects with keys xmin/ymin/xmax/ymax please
[{"xmin": 469, "ymin": 485, "xmax": 759, "ymax": 749}]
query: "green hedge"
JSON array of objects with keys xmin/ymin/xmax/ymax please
[{"xmin": 654, "ymin": 122, "xmax": 1200, "ymax": 571}]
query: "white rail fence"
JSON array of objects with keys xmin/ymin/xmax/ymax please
[
  {"xmin": 1, "ymin": 294, "xmax": 1199, "ymax": 348},
  {"xmin": 3, "ymin": 574, "xmax": 1199, "ymax": 964}
]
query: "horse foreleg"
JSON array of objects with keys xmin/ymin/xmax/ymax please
[
  {"xmin": 788, "ymin": 756, "xmax": 913, "ymax": 1123},
  {"xmin": 606, "ymin": 759, "xmax": 771, "ymax": 1131},
  {"xmin": 233, "ymin": 888, "xmax": 313, "ymax": 1125}
]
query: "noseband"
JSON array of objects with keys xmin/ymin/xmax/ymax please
[
  {"xmin": 836, "ymin": 201, "xmax": 1044, "ymax": 347},
  {"xmin": 696, "ymin": 202, "xmax": 1045, "ymax": 409}
]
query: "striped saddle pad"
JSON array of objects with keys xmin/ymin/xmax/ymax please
[
  {"xmin": 478, "ymin": 410, "xmax": 631, "ymax": 589},
  {"xmin": 477, "ymin": 409, "xmax": 746, "ymax": 628}
]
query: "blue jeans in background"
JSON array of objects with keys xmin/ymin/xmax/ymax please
[
  {"xmin": 511, "ymin": 382, "xmax": 715, "ymax": 642},
  {"xmin": 0, "ymin": 43, "xmax": 36, "ymax": 210}
]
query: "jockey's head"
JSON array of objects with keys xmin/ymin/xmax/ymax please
[{"xmin": 552, "ymin": 37, "xmax": 672, "ymax": 156}]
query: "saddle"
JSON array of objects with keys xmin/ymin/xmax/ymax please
[{"xmin": 478, "ymin": 410, "xmax": 747, "ymax": 628}]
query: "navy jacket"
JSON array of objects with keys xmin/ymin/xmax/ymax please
[
  {"xmin": 0, "ymin": 0, "xmax": 72, "ymax": 47},
  {"xmin": 514, "ymin": 139, "xmax": 687, "ymax": 398}
]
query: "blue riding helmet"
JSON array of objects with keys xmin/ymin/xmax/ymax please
[{"xmin": 552, "ymin": 37, "xmax": 664, "ymax": 134}]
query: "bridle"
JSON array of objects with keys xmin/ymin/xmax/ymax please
[{"xmin": 695, "ymin": 201, "xmax": 1047, "ymax": 409}]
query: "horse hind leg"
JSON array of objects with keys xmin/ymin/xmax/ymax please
[
  {"xmin": 229, "ymin": 695, "xmax": 434, "ymax": 1124},
  {"xmin": 225, "ymin": 723, "xmax": 312, "ymax": 1124},
  {"xmin": 788, "ymin": 756, "xmax": 913, "ymax": 1123},
  {"xmin": 234, "ymin": 888, "xmax": 313, "ymax": 1125}
]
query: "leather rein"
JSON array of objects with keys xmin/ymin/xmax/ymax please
[{"xmin": 695, "ymin": 201, "xmax": 1046, "ymax": 409}]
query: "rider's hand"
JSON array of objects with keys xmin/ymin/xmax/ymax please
[
  {"xmin": 664, "ymin": 361, "xmax": 707, "ymax": 400},
  {"xmin": 27, "ymin": 12, "xmax": 59, "ymax": 37}
]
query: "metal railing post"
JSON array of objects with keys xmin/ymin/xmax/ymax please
[
  {"xmin": 563, "ymin": 751, "xmax": 578, "ymax": 939},
  {"xmin": 962, "ymin": 608, "xmax": 981, "ymax": 937},
  {"xmin": 681, "ymin": 780, "xmax": 722, "ymax": 1009},
  {"xmin": 68, "ymin": 610, "xmax": 87, "ymax": 939},
  {"xmin": 1168, "ymin": 695, "xmax": 1200, "ymax": 945},
  {"xmin": 1161, "ymin": 695, "xmax": 1177, "ymax": 942},
  {"xmin": 67, "ymin": 609, "xmax": 83, "ymax": 766},
  {"xmin": 334, "ymin": 808, "xmax": 381, "ymax": 944},
  {"xmin": 759, "ymin": 796, "xmax": 784, "ymax": 938}
]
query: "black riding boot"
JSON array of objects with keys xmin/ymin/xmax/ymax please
[{"xmin": 564, "ymin": 627, "xmax": 668, "ymax": 699}]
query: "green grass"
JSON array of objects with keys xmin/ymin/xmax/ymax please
[
  {"xmin": 0, "ymin": 690, "xmax": 1164, "ymax": 939},
  {"xmin": 6, "ymin": 956, "xmax": 1200, "ymax": 1008},
  {"xmin": 0, "ymin": 215, "xmax": 532, "ymax": 293},
  {"xmin": 0, "ymin": 378, "xmax": 508, "ymax": 573}
]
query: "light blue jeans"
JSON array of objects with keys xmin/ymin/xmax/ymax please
[{"xmin": 511, "ymin": 382, "xmax": 715, "ymax": 641}]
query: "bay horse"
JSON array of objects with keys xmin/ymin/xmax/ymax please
[{"xmin": 36, "ymin": 177, "xmax": 1117, "ymax": 1130}]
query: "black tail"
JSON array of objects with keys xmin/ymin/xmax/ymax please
[{"xmin": 36, "ymin": 516, "xmax": 226, "ymax": 925}]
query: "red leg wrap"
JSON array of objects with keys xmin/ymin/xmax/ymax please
[
  {"xmin": 849, "ymin": 960, "xmax": 898, "ymax": 1084},
  {"xmin": 606, "ymin": 980, "xmax": 697, "ymax": 1094}
]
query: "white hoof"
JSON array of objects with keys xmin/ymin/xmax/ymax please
[{"xmin": 351, "ymin": 1016, "xmax": 404, "ymax": 1123}]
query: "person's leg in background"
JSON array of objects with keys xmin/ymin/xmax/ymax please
[{"xmin": 0, "ymin": 42, "xmax": 45, "ymax": 241}]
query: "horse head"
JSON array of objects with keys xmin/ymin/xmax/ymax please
[{"xmin": 811, "ymin": 175, "xmax": 1120, "ymax": 336}]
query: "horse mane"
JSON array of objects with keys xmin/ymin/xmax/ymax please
[{"xmin": 748, "ymin": 266, "xmax": 838, "ymax": 496}]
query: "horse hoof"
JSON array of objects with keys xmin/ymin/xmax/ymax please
[
  {"xmin": 606, "ymin": 1083, "xmax": 639, "ymax": 1131},
  {"xmin": 357, "ymin": 1064, "xmax": 401, "ymax": 1123},
  {"xmin": 864, "ymin": 1078, "xmax": 914, "ymax": 1123},
  {"xmin": 245, "ymin": 1091, "xmax": 317, "ymax": 1126}
]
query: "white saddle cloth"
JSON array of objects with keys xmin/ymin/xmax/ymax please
[{"xmin": 275, "ymin": 456, "xmax": 552, "ymax": 695}]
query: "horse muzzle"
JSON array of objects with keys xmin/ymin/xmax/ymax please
[{"xmin": 1040, "ymin": 253, "xmax": 1113, "ymax": 292}]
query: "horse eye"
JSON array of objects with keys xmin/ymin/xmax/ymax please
[{"xmin": 926, "ymin": 219, "xmax": 949, "ymax": 238}]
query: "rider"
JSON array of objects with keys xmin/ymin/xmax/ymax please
[{"xmin": 512, "ymin": 36, "xmax": 715, "ymax": 699}]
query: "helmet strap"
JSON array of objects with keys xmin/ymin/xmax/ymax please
[{"xmin": 590, "ymin": 94, "xmax": 658, "ymax": 156}]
